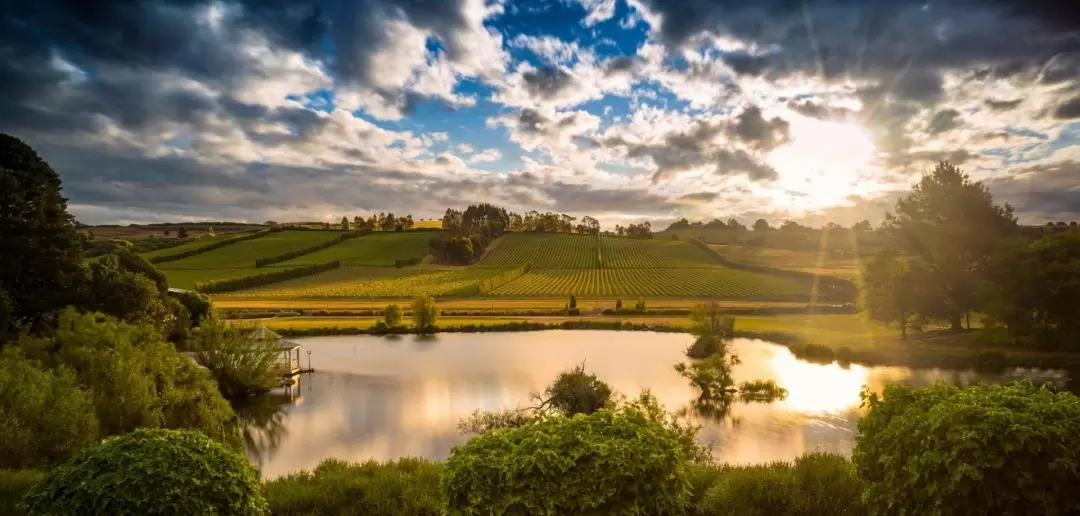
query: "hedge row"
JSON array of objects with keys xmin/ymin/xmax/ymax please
[
  {"xmin": 149, "ymin": 228, "xmax": 283, "ymax": 264},
  {"xmin": 477, "ymin": 263, "xmax": 530, "ymax": 295},
  {"xmin": 394, "ymin": 256, "xmax": 424, "ymax": 268},
  {"xmin": 689, "ymin": 238, "xmax": 858, "ymax": 303},
  {"xmin": 254, "ymin": 229, "xmax": 370, "ymax": 268},
  {"xmin": 195, "ymin": 261, "xmax": 340, "ymax": 294}
]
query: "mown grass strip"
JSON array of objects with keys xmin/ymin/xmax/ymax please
[
  {"xmin": 255, "ymin": 229, "xmax": 371, "ymax": 268},
  {"xmin": 196, "ymin": 261, "xmax": 341, "ymax": 294},
  {"xmin": 150, "ymin": 228, "xmax": 282, "ymax": 264}
]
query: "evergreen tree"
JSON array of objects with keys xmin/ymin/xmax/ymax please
[{"xmin": 0, "ymin": 134, "xmax": 84, "ymax": 334}]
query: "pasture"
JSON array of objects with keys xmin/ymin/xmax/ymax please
[
  {"xmin": 156, "ymin": 230, "xmax": 344, "ymax": 288},
  {"xmin": 710, "ymin": 244, "xmax": 863, "ymax": 281},
  {"xmin": 275, "ymin": 231, "xmax": 436, "ymax": 267}
]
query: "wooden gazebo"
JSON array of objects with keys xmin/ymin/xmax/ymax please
[{"xmin": 249, "ymin": 326, "xmax": 303, "ymax": 377}]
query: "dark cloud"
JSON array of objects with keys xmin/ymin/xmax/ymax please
[
  {"xmin": 927, "ymin": 109, "xmax": 962, "ymax": 135},
  {"xmin": 1052, "ymin": 95, "xmax": 1080, "ymax": 119},
  {"xmin": 728, "ymin": 106, "xmax": 790, "ymax": 150},
  {"xmin": 722, "ymin": 51, "xmax": 769, "ymax": 76},
  {"xmin": 521, "ymin": 66, "xmax": 575, "ymax": 100},
  {"xmin": 602, "ymin": 56, "xmax": 637, "ymax": 75},
  {"xmin": 787, "ymin": 100, "xmax": 855, "ymax": 120},
  {"xmin": 985, "ymin": 98, "xmax": 1023, "ymax": 111},
  {"xmin": 678, "ymin": 192, "xmax": 720, "ymax": 203},
  {"xmin": 543, "ymin": 183, "xmax": 679, "ymax": 213},
  {"xmin": 985, "ymin": 160, "xmax": 1080, "ymax": 221},
  {"xmin": 895, "ymin": 149, "xmax": 976, "ymax": 167}
]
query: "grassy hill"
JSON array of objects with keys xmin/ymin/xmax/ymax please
[
  {"xmin": 157, "ymin": 230, "xmax": 345, "ymax": 289},
  {"xmin": 275, "ymin": 231, "xmax": 435, "ymax": 267}
]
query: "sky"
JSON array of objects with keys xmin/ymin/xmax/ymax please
[{"xmin": 1, "ymin": 0, "xmax": 1078, "ymax": 228}]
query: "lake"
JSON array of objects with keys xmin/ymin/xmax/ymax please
[{"xmin": 242, "ymin": 330, "xmax": 1069, "ymax": 478}]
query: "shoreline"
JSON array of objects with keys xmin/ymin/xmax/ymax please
[{"xmin": 231, "ymin": 315, "xmax": 1080, "ymax": 371}]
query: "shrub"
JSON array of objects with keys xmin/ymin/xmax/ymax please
[
  {"xmin": 383, "ymin": 304, "xmax": 402, "ymax": 327},
  {"xmin": 24, "ymin": 428, "xmax": 267, "ymax": 516},
  {"xmin": 412, "ymin": 296, "xmax": 437, "ymax": 334},
  {"xmin": 853, "ymin": 381, "xmax": 1080, "ymax": 515},
  {"xmin": 264, "ymin": 458, "xmax": 442, "ymax": 515},
  {"xmin": 0, "ymin": 469, "xmax": 43, "ymax": 516},
  {"xmin": 699, "ymin": 463, "xmax": 797, "ymax": 516},
  {"xmin": 17, "ymin": 310, "xmax": 237, "ymax": 446},
  {"xmin": 791, "ymin": 452, "xmax": 865, "ymax": 515},
  {"xmin": 0, "ymin": 350, "xmax": 99, "ymax": 469},
  {"xmin": 542, "ymin": 363, "xmax": 612, "ymax": 416},
  {"xmin": 442, "ymin": 408, "xmax": 690, "ymax": 514}
]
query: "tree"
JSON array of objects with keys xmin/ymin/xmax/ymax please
[
  {"xmin": 384, "ymin": 304, "xmax": 402, "ymax": 327},
  {"xmin": 569, "ymin": 294, "xmax": 578, "ymax": 309},
  {"xmin": 853, "ymin": 220, "xmax": 873, "ymax": 232},
  {"xmin": 178, "ymin": 226, "xmax": 189, "ymax": 238},
  {"xmin": 164, "ymin": 229, "xmax": 172, "ymax": 236},
  {"xmin": 615, "ymin": 299, "xmax": 623, "ymax": 312},
  {"xmin": 352, "ymin": 215, "xmax": 364, "ymax": 230},
  {"xmin": 753, "ymin": 219, "xmax": 771, "ymax": 231},
  {"xmin": 883, "ymin": 161, "xmax": 1017, "ymax": 331},
  {"xmin": 79, "ymin": 253, "xmax": 170, "ymax": 331},
  {"xmin": 0, "ymin": 134, "xmax": 85, "ymax": 334},
  {"xmin": 412, "ymin": 296, "xmax": 437, "ymax": 333},
  {"xmin": 686, "ymin": 301, "xmax": 735, "ymax": 357},
  {"xmin": 189, "ymin": 323, "xmax": 281, "ymax": 399},
  {"xmin": 206, "ymin": 226, "xmax": 216, "ymax": 236},
  {"xmin": 861, "ymin": 248, "xmax": 919, "ymax": 339},
  {"xmin": 340, "ymin": 216, "xmax": 350, "ymax": 230},
  {"xmin": 726, "ymin": 218, "xmax": 746, "ymax": 231}
]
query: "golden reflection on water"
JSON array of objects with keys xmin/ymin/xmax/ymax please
[{"xmin": 247, "ymin": 332, "xmax": 1064, "ymax": 478}]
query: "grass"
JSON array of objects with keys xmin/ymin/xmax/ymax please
[
  {"xmin": 157, "ymin": 231, "xmax": 345, "ymax": 289},
  {"xmin": 711, "ymin": 244, "xmax": 863, "ymax": 281},
  {"xmin": 141, "ymin": 233, "xmax": 245, "ymax": 260},
  {"xmin": 275, "ymin": 232, "xmax": 436, "ymax": 267}
]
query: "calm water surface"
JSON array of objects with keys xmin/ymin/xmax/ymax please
[{"xmin": 244, "ymin": 331, "xmax": 1068, "ymax": 478}]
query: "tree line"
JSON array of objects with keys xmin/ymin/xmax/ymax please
[
  {"xmin": 666, "ymin": 217, "xmax": 875, "ymax": 233},
  {"xmin": 861, "ymin": 161, "xmax": 1080, "ymax": 351}
]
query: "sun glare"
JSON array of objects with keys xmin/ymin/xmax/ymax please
[{"xmin": 767, "ymin": 118, "xmax": 878, "ymax": 210}]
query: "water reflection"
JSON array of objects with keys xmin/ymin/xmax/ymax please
[{"xmin": 246, "ymin": 331, "xmax": 1068, "ymax": 478}]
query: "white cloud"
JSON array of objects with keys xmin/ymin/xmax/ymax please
[
  {"xmin": 574, "ymin": 0, "xmax": 617, "ymax": 27},
  {"xmin": 469, "ymin": 148, "xmax": 503, "ymax": 163}
]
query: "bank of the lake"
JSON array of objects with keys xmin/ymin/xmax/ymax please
[
  {"xmin": 242, "ymin": 331, "xmax": 1069, "ymax": 479},
  {"xmin": 229, "ymin": 313, "xmax": 1080, "ymax": 370}
]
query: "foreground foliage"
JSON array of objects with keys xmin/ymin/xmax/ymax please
[
  {"xmin": 6, "ymin": 309, "xmax": 237, "ymax": 466},
  {"xmin": 264, "ymin": 458, "xmax": 442, "ymax": 516},
  {"xmin": 442, "ymin": 407, "xmax": 690, "ymax": 515},
  {"xmin": 25, "ymin": 428, "xmax": 267, "ymax": 516},
  {"xmin": 853, "ymin": 381, "xmax": 1080, "ymax": 515},
  {"xmin": 188, "ymin": 322, "xmax": 281, "ymax": 398}
]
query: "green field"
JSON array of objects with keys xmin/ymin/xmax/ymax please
[
  {"xmin": 157, "ymin": 230, "xmax": 344, "ymax": 288},
  {"xmin": 191, "ymin": 231, "xmax": 834, "ymax": 300},
  {"xmin": 275, "ymin": 231, "xmax": 436, "ymax": 267},
  {"xmin": 710, "ymin": 244, "xmax": 863, "ymax": 281},
  {"xmin": 218, "ymin": 266, "xmax": 501, "ymax": 298},
  {"xmin": 141, "ymin": 233, "xmax": 248, "ymax": 260}
]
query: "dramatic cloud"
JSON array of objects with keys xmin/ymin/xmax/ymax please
[{"xmin": 1, "ymin": 0, "xmax": 1078, "ymax": 225}]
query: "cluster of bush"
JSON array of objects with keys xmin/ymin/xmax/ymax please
[
  {"xmin": 393, "ymin": 256, "xmax": 424, "ymax": 268},
  {"xmin": 4, "ymin": 374, "xmax": 1079, "ymax": 515},
  {"xmin": 254, "ymin": 228, "xmax": 370, "ymax": 267},
  {"xmin": 149, "ymin": 227, "xmax": 283, "ymax": 264},
  {"xmin": 195, "ymin": 261, "xmax": 341, "ymax": 294}
]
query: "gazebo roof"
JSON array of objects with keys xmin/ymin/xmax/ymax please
[{"xmin": 249, "ymin": 325, "xmax": 301, "ymax": 351}]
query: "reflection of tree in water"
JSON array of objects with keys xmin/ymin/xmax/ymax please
[
  {"xmin": 676, "ymin": 303, "xmax": 788, "ymax": 422},
  {"xmin": 234, "ymin": 392, "xmax": 294, "ymax": 468}
]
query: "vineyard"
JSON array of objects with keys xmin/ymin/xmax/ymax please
[
  {"xmin": 479, "ymin": 233, "xmax": 598, "ymax": 268},
  {"xmin": 487, "ymin": 268, "xmax": 813, "ymax": 297},
  {"xmin": 218, "ymin": 266, "xmax": 505, "ymax": 298}
]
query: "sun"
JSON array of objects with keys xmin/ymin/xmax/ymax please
[{"xmin": 766, "ymin": 117, "xmax": 878, "ymax": 211}]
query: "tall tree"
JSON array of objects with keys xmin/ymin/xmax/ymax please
[
  {"xmin": 340, "ymin": 216, "xmax": 350, "ymax": 230},
  {"xmin": 883, "ymin": 162, "xmax": 1017, "ymax": 331},
  {"xmin": 752, "ymin": 219, "xmax": 771, "ymax": 232},
  {"xmin": 0, "ymin": 134, "xmax": 84, "ymax": 334},
  {"xmin": 861, "ymin": 248, "xmax": 919, "ymax": 339}
]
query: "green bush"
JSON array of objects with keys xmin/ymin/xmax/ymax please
[
  {"xmin": 691, "ymin": 453, "xmax": 864, "ymax": 516},
  {"xmin": 0, "ymin": 469, "xmax": 43, "ymax": 516},
  {"xmin": 264, "ymin": 458, "xmax": 442, "ymax": 515},
  {"xmin": 441, "ymin": 408, "xmax": 690, "ymax": 515},
  {"xmin": 853, "ymin": 381, "xmax": 1080, "ymax": 515},
  {"xmin": 189, "ymin": 322, "xmax": 281, "ymax": 399},
  {"xmin": 24, "ymin": 428, "xmax": 266, "ymax": 516},
  {"xmin": 17, "ymin": 309, "xmax": 237, "ymax": 446},
  {"xmin": 0, "ymin": 350, "xmax": 98, "ymax": 469}
]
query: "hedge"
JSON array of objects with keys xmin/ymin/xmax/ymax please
[
  {"xmin": 255, "ymin": 228, "xmax": 370, "ymax": 268},
  {"xmin": 149, "ymin": 227, "xmax": 283, "ymax": 264},
  {"xmin": 195, "ymin": 261, "xmax": 340, "ymax": 294}
]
